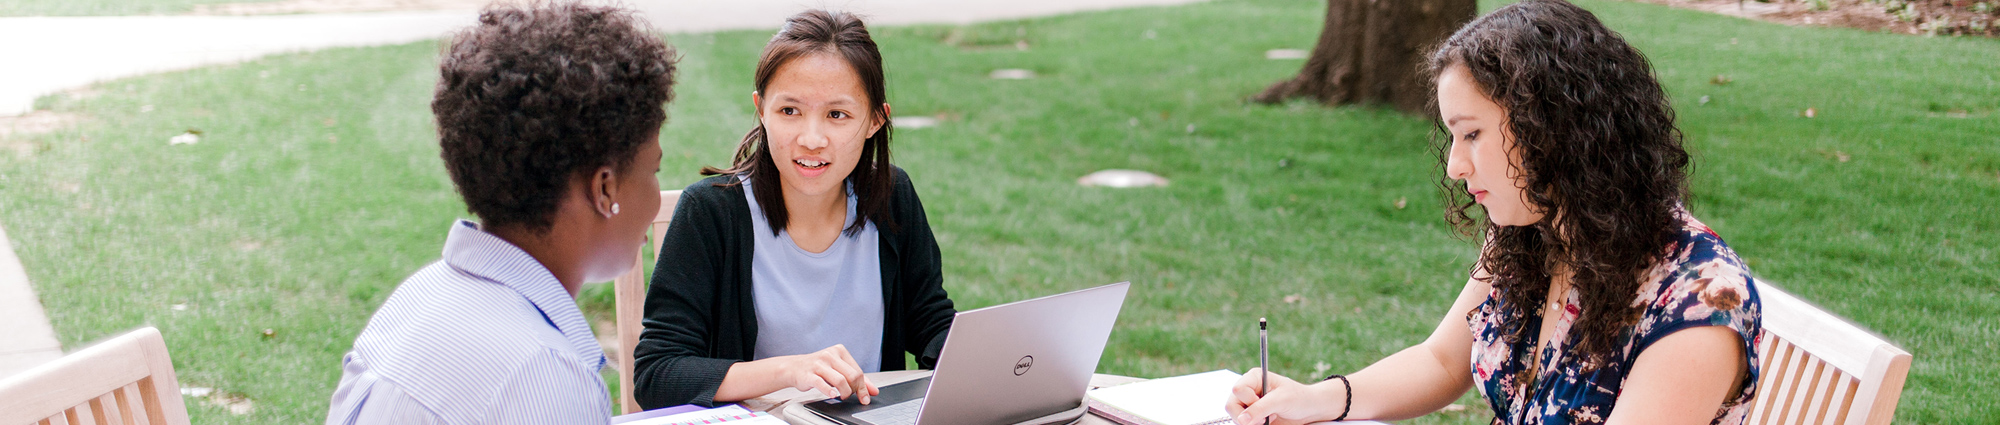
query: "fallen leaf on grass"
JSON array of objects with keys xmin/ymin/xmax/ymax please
[
  {"xmin": 1802, "ymin": 107, "xmax": 1818, "ymax": 118},
  {"xmin": 1394, "ymin": 197, "xmax": 1408, "ymax": 210},
  {"xmin": 1810, "ymin": 149, "xmax": 1851, "ymax": 163},
  {"xmin": 1709, "ymin": 75, "xmax": 1732, "ymax": 85},
  {"xmin": 181, "ymin": 387, "xmax": 254, "ymax": 415},
  {"xmin": 232, "ymin": 239, "xmax": 263, "ymax": 251},
  {"xmin": 1283, "ymin": 294, "xmax": 1304, "ymax": 304},
  {"xmin": 213, "ymin": 393, "xmax": 255, "ymax": 415}
]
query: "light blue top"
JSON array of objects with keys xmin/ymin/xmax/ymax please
[
  {"xmin": 742, "ymin": 176, "xmax": 885, "ymax": 371},
  {"xmin": 324, "ymin": 220, "xmax": 610, "ymax": 425}
]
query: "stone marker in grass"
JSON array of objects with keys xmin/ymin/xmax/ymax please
[
  {"xmin": 989, "ymin": 69, "xmax": 1035, "ymax": 80},
  {"xmin": 1265, "ymin": 49, "xmax": 1308, "ymax": 60},
  {"xmin": 898, "ymin": 116, "xmax": 939, "ymax": 129},
  {"xmin": 169, "ymin": 131, "xmax": 200, "ymax": 145},
  {"xmin": 1077, "ymin": 169, "xmax": 1168, "ymax": 188}
]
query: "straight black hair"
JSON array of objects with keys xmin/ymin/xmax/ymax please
[{"xmin": 700, "ymin": 9, "xmax": 896, "ymax": 236}]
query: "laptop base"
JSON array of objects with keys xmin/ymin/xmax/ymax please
[
  {"xmin": 801, "ymin": 374, "xmax": 1090, "ymax": 425},
  {"xmin": 807, "ymin": 400, "xmax": 1087, "ymax": 425}
]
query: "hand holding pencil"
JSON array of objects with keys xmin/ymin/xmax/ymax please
[
  {"xmin": 1226, "ymin": 318, "xmax": 1343, "ymax": 425},
  {"xmin": 1224, "ymin": 367, "xmax": 1321, "ymax": 425}
]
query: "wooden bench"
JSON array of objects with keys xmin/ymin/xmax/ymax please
[
  {"xmin": 0, "ymin": 327, "xmax": 190, "ymax": 425},
  {"xmin": 612, "ymin": 190, "xmax": 681, "ymax": 414},
  {"xmin": 1746, "ymin": 281, "xmax": 1911, "ymax": 424}
]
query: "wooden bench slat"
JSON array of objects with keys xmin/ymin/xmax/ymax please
[{"xmin": 1742, "ymin": 282, "xmax": 1911, "ymax": 425}]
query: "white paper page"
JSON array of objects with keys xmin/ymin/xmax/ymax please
[{"xmin": 1088, "ymin": 370, "xmax": 1240, "ymax": 425}]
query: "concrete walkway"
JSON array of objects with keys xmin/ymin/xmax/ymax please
[
  {"xmin": 0, "ymin": 0, "xmax": 1203, "ymax": 378},
  {"xmin": 0, "ymin": 224, "xmax": 62, "ymax": 379},
  {"xmin": 0, "ymin": 0, "xmax": 1204, "ymax": 115}
]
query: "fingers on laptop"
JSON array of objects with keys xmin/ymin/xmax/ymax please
[
  {"xmin": 828, "ymin": 345, "xmax": 879, "ymax": 401},
  {"xmin": 812, "ymin": 365, "xmax": 850, "ymax": 399},
  {"xmin": 793, "ymin": 345, "xmax": 875, "ymax": 404}
]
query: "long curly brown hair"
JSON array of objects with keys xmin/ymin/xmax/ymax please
[{"xmin": 1426, "ymin": 0, "xmax": 1691, "ymax": 376}]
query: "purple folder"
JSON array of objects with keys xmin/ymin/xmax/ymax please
[{"xmin": 610, "ymin": 404, "xmax": 711, "ymax": 424}]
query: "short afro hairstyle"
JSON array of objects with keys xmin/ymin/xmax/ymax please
[{"xmin": 433, "ymin": 1, "xmax": 677, "ymax": 233}]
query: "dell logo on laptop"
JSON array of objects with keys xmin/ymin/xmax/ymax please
[{"xmin": 1014, "ymin": 355, "xmax": 1035, "ymax": 376}]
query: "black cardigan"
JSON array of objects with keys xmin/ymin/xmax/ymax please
[{"xmin": 631, "ymin": 168, "xmax": 957, "ymax": 409}]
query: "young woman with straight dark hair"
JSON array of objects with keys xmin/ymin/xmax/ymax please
[
  {"xmin": 631, "ymin": 9, "xmax": 958, "ymax": 409},
  {"xmin": 1226, "ymin": 2, "xmax": 1762, "ymax": 424}
]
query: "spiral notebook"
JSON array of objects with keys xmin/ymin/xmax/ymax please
[{"xmin": 1085, "ymin": 370, "xmax": 1240, "ymax": 425}]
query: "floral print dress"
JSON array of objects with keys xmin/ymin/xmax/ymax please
[{"xmin": 1467, "ymin": 214, "xmax": 1762, "ymax": 425}]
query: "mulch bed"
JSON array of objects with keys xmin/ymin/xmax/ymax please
[{"xmin": 1628, "ymin": 0, "xmax": 1998, "ymax": 37}]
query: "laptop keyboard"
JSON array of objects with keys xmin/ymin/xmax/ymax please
[{"xmin": 851, "ymin": 398, "xmax": 925, "ymax": 425}]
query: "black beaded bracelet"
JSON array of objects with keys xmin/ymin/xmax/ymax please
[{"xmin": 1323, "ymin": 374, "xmax": 1351, "ymax": 422}]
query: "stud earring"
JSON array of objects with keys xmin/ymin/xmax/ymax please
[{"xmin": 611, "ymin": 203, "xmax": 620, "ymax": 215}]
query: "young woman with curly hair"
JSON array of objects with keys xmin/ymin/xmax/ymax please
[
  {"xmin": 1226, "ymin": 2, "xmax": 1762, "ymax": 424},
  {"xmin": 325, "ymin": 2, "xmax": 676, "ymax": 423},
  {"xmin": 631, "ymin": 9, "xmax": 958, "ymax": 409}
]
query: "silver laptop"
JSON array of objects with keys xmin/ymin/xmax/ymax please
[{"xmin": 804, "ymin": 282, "xmax": 1131, "ymax": 425}]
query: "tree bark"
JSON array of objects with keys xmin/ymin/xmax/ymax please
[{"xmin": 1252, "ymin": 0, "xmax": 1477, "ymax": 116}]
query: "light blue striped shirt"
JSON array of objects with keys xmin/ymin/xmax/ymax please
[{"xmin": 325, "ymin": 220, "xmax": 610, "ymax": 425}]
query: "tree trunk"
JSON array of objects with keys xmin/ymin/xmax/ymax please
[{"xmin": 1252, "ymin": 0, "xmax": 1477, "ymax": 116}]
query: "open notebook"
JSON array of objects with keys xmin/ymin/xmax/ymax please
[
  {"xmin": 1086, "ymin": 370, "xmax": 1392, "ymax": 425},
  {"xmin": 1086, "ymin": 370, "xmax": 1241, "ymax": 425}
]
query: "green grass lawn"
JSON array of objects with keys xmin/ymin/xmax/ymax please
[
  {"xmin": 1, "ymin": 0, "xmax": 1993, "ymax": 422},
  {"xmin": 0, "ymin": 0, "xmax": 285, "ymax": 16}
]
